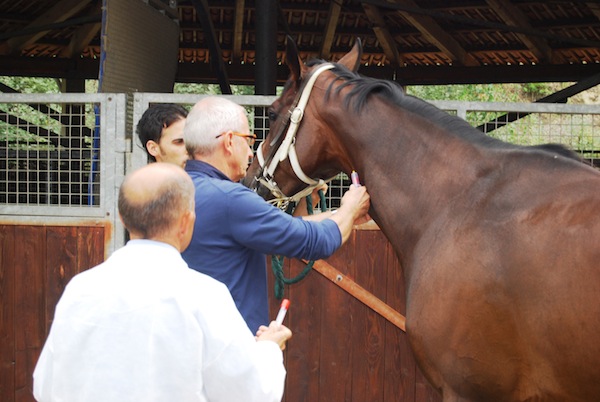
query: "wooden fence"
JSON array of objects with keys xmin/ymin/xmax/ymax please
[
  {"xmin": 268, "ymin": 226, "xmax": 441, "ymax": 402},
  {"xmin": 0, "ymin": 224, "xmax": 107, "ymax": 402},
  {"xmin": 0, "ymin": 222, "xmax": 441, "ymax": 402}
]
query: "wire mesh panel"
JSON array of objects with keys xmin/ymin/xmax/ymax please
[
  {"xmin": 0, "ymin": 102, "xmax": 98, "ymax": 206},
  {"xmin": 435, "ymin": 101, "xmax": 600, "ymax": 167},
  {"xmin": 472, "ymin": 111, "xmax": 599, "ymax": 164},
  {"xmin": 132, "ymin": 95, "xmax": 600, "ymax": 210},
  {"xmin": 0, "ymin": 93, "xmax": 127, "ymax": 220}
]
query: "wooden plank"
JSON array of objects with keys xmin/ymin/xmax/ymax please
[
  {"xmin": 306, "ymin": 258, "xmax": 406, "ymax": 332},
  {"xmin": 384, "ymin": 238, "xmax": 418, "ymax": 402},
  {"xmin": 77, "ymin": 226, "xmax": 105, "ymax": 273},
  {"xmin": 283, "ymin": 257, "xmax": 324, "ymax": 402},
  {"xmin": 45, "ymin": 227, "xmax": 78, "ymax": 330},
  {"xmin": 317, "ymin": 237, "xmax": 355, "ymax": 401},
  {"xmin": 14, "ymin": 226, "xmax": 45, "ymax": 402},
  {"xmin": 272, "ymin": 229, "xmax": 442, "ymax": 401},
  {"xmin": 0, "ymin": 226, "xmax": 16, "ymax": 402},
  {"xmin": 350, "ymin": 230, "xmax": 387, "ymax": 401}
]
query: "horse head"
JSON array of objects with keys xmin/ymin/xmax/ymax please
[{"xmin": 243, "ymin": 37, "xmax": 363, "ymax": 208}]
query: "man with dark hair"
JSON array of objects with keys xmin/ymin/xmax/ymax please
[
  {"xmin": 136, "ymin": 103, "xmax": 189, "ymax": 167},
  {"xmin": 33, "ymin": 163, "xmax": 292, "ymax": 402}
]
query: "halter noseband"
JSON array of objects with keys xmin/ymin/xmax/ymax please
[{"xmin": 254, "ymin": 63, "xmax": 335, "ymax": 209}]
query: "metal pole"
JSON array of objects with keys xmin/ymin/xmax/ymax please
[{"xmin": 255, "ymin": 0, "xmax": 277, "ymax": 95}]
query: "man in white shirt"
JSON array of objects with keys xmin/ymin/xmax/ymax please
[{"xmin": 33, "ymin": 162, "xmax": 292, "ymax": 402}]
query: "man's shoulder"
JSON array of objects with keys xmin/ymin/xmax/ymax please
[
  {"xmin": 177, "ymin": 266, "xmax": 232, "ymax": 299},
  {"xmin": 199, "ymin": 177, "xmax": 259, "ymax": 199}
]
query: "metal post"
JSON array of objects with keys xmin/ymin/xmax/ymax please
[{"xmin": 255, "ymin": 0, "xmax": 277, "ymax": 95}]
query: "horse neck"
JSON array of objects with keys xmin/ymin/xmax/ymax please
[{"xmin": 326, "ymin": 99, "xmax": 487, "ymax": 269}]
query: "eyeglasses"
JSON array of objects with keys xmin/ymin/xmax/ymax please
[{"xmin": 215, "ymin": 131, "xmax": 256, "ymax": 146}]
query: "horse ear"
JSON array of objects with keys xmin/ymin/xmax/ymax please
[
  {"xmin": 337, "ymin": 37, "xmax": 363, "ymax": 73},
  {"xmin": 285, "ymin": 36, "xmax": 304, "ymax": 84}
]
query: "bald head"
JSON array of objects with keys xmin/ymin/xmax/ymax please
[{"xmin": 118, "ymin": 163, "xmax": 195, "ymax": 241}]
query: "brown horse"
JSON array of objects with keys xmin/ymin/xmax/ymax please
[{"xmin": 244, "ymin": 38, "xmax": 600, "ymax": 401}]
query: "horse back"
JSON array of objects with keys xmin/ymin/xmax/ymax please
[{"xmin": 405, "ymin": 152, "xmax": 600, "ymax": 401}]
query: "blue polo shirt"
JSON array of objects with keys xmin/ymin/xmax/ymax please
[{"xmin": 182, "ymin": 160, "xmax": 341, "ymax": 333}]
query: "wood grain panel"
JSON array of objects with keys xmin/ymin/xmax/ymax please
[
  {"xmin": 0, "ymin": 224, "xmax": 107, "ymax": 402},
  {"xmin": 283, "ymin": 257, "xmax": 324, "ymax": 402},
  {"xmin": 318, "ymin": 236, "xmax": 355, "ymax": 401},
  {"xmin": 270, "ymin": 228, "xmax": 443, "ymax": 401},
  {"xmin": 350, "ymin": 230, "xmax": 386, "ymax": 401},
  {"xmin": 14, "ymin": 226, "xmax": 45, "ymax": 402},
  {"xmin": 384, "ymin": 239, "xmax": 418, "ymax": 401},
  {"xmin": 45, "ymin": 226, "xmax": 78, "ymax": 332},
  {"xmin": 77, "ymin": 226, "xmax": 106, "ymax": 272},
  {"xmin": 0, "ymin": 226, "xmax": 16, "ymax": 402}
]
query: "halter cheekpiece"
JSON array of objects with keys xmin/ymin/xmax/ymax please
[{"xmin": 254, "ymin": 63, "xmax": 336, "ymax": 209}]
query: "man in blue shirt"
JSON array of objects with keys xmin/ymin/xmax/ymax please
[{"xmin": 182, "ymin": 96, "xmax": 370, "ymax": 333}]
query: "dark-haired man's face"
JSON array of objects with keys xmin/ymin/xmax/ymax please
[{"xmin": 148, "ymin": 118, "xmax": 188, "ymax": 167}]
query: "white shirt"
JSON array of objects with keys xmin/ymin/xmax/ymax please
[{"xmin": 33, "ymin": 240, "xmax": 286, "ymax": 402}]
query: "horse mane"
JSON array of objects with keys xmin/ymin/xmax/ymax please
[{"xmin": 305, "ymin": 59, "xmax": 582, "ymax": 161}]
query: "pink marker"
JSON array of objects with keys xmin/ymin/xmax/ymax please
[
  {"xmin": 275, "ymin": 299, "xmax": 290, "ymax": 325},
  {"xmin": 351, "ymin": 170, "xmax": 361, "ymax": 187}
]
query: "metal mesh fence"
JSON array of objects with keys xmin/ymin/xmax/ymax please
[
  {"xmin": 472, "ymin": 110, "xmax": 599, "ymax": 163},
  {"xmin": 1, "ymin": 93, "xmax": 594, "ymax": 252},
  {"xmin": 131, "ymin": 96, "xmax": 599, "ymax": 211},
  {"xmin": 0, "ymin": 93, "xmax": 126, "ymax": 223},
  {"xmin": 0, "ymin": 101, "xmax": 100, "ymax": 206}
]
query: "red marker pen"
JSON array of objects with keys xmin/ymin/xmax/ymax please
[
  {"xmin": 351, "ymin": 170, "xmax": 361, "ymax": 187},
  {"xmin": 275, "ymin": 299, "xmax": 290, "ymax": 325}
]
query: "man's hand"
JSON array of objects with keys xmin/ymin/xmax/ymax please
[
  {"xmin": 293, "ymin": 182, "xmax": 328, "ymax": 217},
  {"xmin": 328, "ymin": 184, "xmax": 371, "ymax": 243},
  {"xmin": 255, "ymin": 321, "xmax": 293, "ymax": 351}
]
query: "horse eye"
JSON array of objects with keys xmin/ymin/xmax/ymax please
[{"xmin": 268, "ymin": 110, "xmax": 277, "ymax": 121}]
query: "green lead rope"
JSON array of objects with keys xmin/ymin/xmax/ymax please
[{"xmin": 271, "ymin": 190, "xmax": 328, "ymax": 299}]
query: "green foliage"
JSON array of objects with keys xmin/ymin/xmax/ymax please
[
  {"xmin": 521, "ymin": 82, "xmax": 554, "ymax": 99},
  {"xmin": 174, "ymin": 83, "xmax": 255, "ymax": 95},
  {"xmin": 0, "ymin": 76, "xmax": 60, "ymax": 93},
  {"xmin": 1, "ymin": 78, "xmax": 596, "ymax": 156},
  {"xmin": 406, "ymin": 83, "xmax": 527, "ymax": 102}
]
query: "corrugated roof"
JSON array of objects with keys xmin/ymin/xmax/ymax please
[{"xmin": 0, "ymin": 0, "xmax": 599, "ymax": 85}]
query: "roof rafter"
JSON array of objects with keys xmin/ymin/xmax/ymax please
[
  {"xmin": 320, "ymin": 0, "xmax": 342, "ymax": 60},
  {"xmin": 391, "ymin": 0, "xmax": 479, "ymax": 66},
  {"xmin": 4, "ymin": 0, "xmax": 91, "ymax": 54},
  {"xmin": 232, "ymin": 0, "xmax": 244, "ymax": 61},
  {"xmin": 485, "ymin": 0, "xmax": 555, "ymax": 63},
  {"xmin": 362, "ymin": 3, "xmax": 405, "ymax": 67},
  {"xmin": 586, "ymin": 2, "xmax": 600, "ymax": 21},
  {"xmin": 59, "ymin": 2, "xmax": 102, "ymax": 58},
  {"xmin": 190, "ymin": 0, "xmax": 232, "ymax": 94}
]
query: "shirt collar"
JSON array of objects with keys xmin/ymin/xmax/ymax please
[{"xmin": 185, "ymin": 159, "xmax": 231, "ymax": 181}]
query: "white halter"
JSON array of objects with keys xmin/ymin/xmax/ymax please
[{"xmin": 255, "ymin": 63, "xmax": 335, "ymax": 209}]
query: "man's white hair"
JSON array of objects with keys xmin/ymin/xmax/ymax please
[{"xmin": 184, "ymin": 96, "xmax": 247, "ymax": 156}]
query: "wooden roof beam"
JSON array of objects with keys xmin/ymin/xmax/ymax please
[
  {"xmin": 392, "ymin": 0, "xmax": 479, "ymax": 66},
  {"xmin": 320, "ymin": 0, "xmax": 342, "ymax": 60},
  {"xmin": 232, "ymin": 0, "xmax": 245, "ymax": 62},
  {"xmin": 60, "ymin": 2, "xmax": 101, "ymax": 58},
  {"xmin": 4, "ymin": 0, "xmax": 91, "ymax": 54},
  {"xmin": 486, "ymin": 0, "xmax": 555, "ymax": 63},
  {"xmin": 586, "ymin": 2, "xmax": 600, "ymax": 21},
  {"xmin": 190, "ymin": 0, "xmax": 232, "ymax": 94},
  {"xmin": 362, "ymin": 4, "xmax": 405, "ymax": 67}
]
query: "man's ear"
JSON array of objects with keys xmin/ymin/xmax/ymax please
[
  {"xmin": 178, "ymin": 209, "xmax": 196, "ymax": 252},
  {"xmin": 220, "ymin": 132, "xmax": 235, "ymax": 155},
  {"xmin": 146, "ymin": 140, "xmax": 160, "ymax": 157}
]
